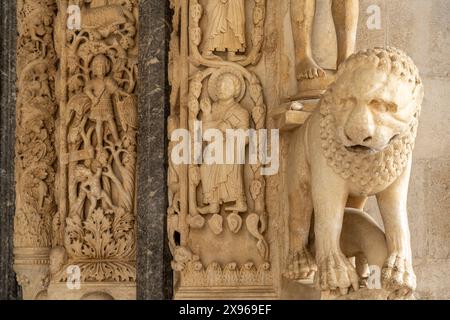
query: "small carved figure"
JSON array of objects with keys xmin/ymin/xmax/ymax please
[
  {"xmin": 84, "ymin": 54, "xmax": 128, "ymax": 147},
  {"xmin": 78, "ymin": 166, "xmax": 114, "ymax": 218},
  {"xmin": 21, "ymin": 166, "xmax": 49, "ymax": 210},
  {"xmin": 87, "ymin": 168, "xmax": 113, "ymax": 215},
  {"xmin": 203, "ymin": 0, "xmax": 246, "ymax": 61},
  {"xmin": 198, "ymin": 71, "xmax": 249, "ymax": 215},
  {"xmin": 291, "ymin": 0, "xmax": 359, "ymax": 79},
  {"xmin": 33, "ymin": 168, "xmax": 49, "ymax": 209}
]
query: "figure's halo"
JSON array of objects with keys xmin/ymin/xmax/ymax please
[{"xmin": 208, "ymin": 67, "xmax": 246, "ymax": 102}]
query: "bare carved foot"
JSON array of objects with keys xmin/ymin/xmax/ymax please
[
  {"xmin": 317, "ymin": 251, "xmax": 359, "ymax": 295},
  {"xmin": 227, "ymin": 52, "xmax": 246, "ymax": 62},
  {"xmin": 382, "ymin": 253, "xmax": 416, "ymax": 300},
  {"xmin": 225, "ymin": 200, "xmax": 247, "ymax": 213},
  {"xmin": 297, "ymin": 56, "xmax": 326, "ymax": 80},
  {"xmin": 202, "ymin": 51, "xmax": 223, "ymax": 61},
  {"xmin": 284, "ymin": 247, "xmax": 317, "ymax": 280},
  {"xmin": 197, "ymin": 203, "xmax": 220, "ymax": 215}
]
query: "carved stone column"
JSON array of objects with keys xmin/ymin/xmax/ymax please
[
  {"xmin": 136, "ymin": 0, "xmax": 172, "ymax": 300},
  {"xmin": 44, "ymin": 0, "xmax": 139, "ymax": 300},
  {"xmin": 13, "ymin": 0, "xmax": 58, "ymax": 300},
  {"xmin": 0, "ymin": 0, "xmax": 20, "ymax": 300}
]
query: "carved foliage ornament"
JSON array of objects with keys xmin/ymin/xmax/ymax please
[{"xmin": 15, "ymin": 0, "xmax": 58, "ymax": 250}]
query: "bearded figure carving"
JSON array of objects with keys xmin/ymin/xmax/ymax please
[{"xmin": 285, "ymin": 47, "xmax": 424, "ymax": 299}]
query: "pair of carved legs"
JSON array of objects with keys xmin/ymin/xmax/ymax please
[
  {"xmin": 287, "ymin": 162, "xmax": 416, "ymax": 298},
  {"xmin": 291, "ymin": 0, "xmax": 359, "ymax": 79}
]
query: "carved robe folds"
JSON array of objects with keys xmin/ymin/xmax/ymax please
[{"xmin": 203, "ymin": 0, "xmax": 246, "ymax": 54}]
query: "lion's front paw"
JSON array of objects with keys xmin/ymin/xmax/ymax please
[
  {"xmin": 284, "ymin": 247, "xmax": 317, "ymax": 281},
  {"xmin": 382, "ymin": 253, "xmax": 416, "ymax": 300},
  {"xmin": 317, "ymin": 251, "xmax": 360, "ymax": 295}
]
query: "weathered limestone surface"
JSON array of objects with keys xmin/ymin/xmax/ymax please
[{"xmin": 0, "ymin": 1, "xmax": 20, "ymax": 300}]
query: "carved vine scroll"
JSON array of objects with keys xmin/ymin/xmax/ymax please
[{"xmin": 14, "ymin": 0, "xmax": 58, "ymax": 300}]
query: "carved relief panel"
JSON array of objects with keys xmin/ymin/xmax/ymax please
[
  {"xmin": 50, "ymin": 0, "xmax": 138, "ymax": 299},
  {"xmin": 14, "ymin": 0, "xmax": 138, "ymax": 300},
  {"xmin": 168, "ymin": 0, "xmax": 275, "ymax": 299}
]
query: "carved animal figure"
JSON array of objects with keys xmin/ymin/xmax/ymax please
[
  {"xmin": 80, "ymin": 3, "xmax": 135, "ymax": 37},
  {"xmin": 286, "ymin": 47, "xmax": 424, "ymax": 299}
]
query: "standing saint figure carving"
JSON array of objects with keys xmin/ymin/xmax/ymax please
[
  {"xmin": 291, "ymin": 0, "xmax": 359, "ymax": 79},
  {"xmin": 203, "ymin": 0, "xmax": 246, "ymax": 61},
  {"xmin": 198, "ymin": 71, "xmax": 249, "ymax": 215}
]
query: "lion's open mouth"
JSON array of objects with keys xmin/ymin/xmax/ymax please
[{"xmin": 345, "ymin": 145, "xmax": 376, "ymax": 153}]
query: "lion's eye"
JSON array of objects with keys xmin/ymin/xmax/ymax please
[
  {"xmin": 369, "ymin": 99, "xmax": 398, "ymax": 113},
  {"xmin": 342, "ymin": 97, "xmax": 357, "ymax": 108},
  {"xmin": 386, "ymin": 102, "xmax": 398, "ymax": 113}
]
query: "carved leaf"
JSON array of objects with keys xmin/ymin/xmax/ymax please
[
  {"xmin": 208, "ymin": 214, "xmax": 223, "ymax": 235},
  {"xmin": 227, "ymin": 213, "xmax": 243, "ymax": 234}
]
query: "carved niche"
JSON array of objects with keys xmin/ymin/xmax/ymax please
[
  {"xmin": 14, "ymin": 0, "xmax": 138, "ymax": 300},
  {"xmin": 168, "ymin": 0, "xmax": 274, "ymax": 299}
]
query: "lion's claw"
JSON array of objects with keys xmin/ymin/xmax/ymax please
[
  {"xmin": 317, "ymin": 251, "xmax": 360, "ymax": 294},
  {"xmin": 382, "ymin": 253, "xmax": 416, "ymax": 299},
  {"xmin": 284, "ymin": 248, "xmax": 317, "ymax": 280}
]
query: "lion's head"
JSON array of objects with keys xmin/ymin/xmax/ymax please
[{"xmin": 322, "ymin": 47, "xmax": 424, "ymax": 153}]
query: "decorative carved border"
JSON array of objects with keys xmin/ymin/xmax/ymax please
[{"xmin": 13, "ymin": 0, "xmax": 58, "ymax": 300}]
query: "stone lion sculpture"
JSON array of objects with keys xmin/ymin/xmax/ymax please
[{"xmin": 285, "ymin": 47, "xmax": 424, "ymax": 299}]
